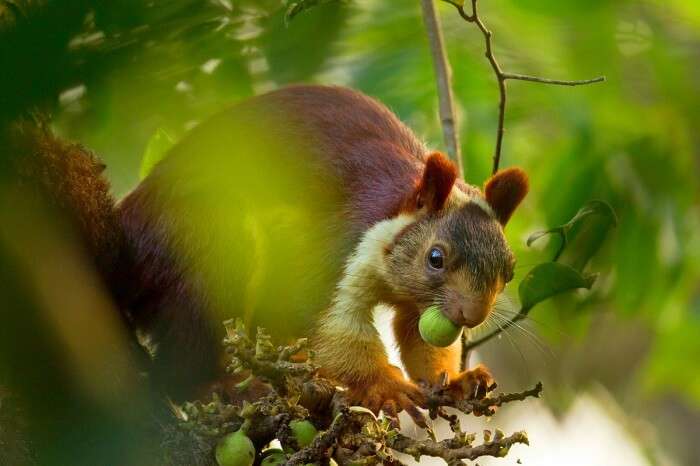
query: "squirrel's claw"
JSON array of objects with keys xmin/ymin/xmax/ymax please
[
  {"xmin": 448, "ymin": 363, "xmax": 497, "ymax": 401},
  {"xmin": 347, "ymin": 365, "xmax": 428, "ymax": 428}
]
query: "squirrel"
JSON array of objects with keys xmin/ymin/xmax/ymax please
[{"xmin": 11, "ymin": 85, "xmax": 528, "ymax": 420}]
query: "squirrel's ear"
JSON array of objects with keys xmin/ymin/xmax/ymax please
[
  {"xmin": 484, "ymin": 167, "xmax": 529, "ymax": 226},
  {"xmin": 416, "ymin": 152, "xmax": 458, "ymax": 212}
]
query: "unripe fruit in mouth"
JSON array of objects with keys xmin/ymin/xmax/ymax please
[
  {"xmin": 215, "ymin": 429, "xmax": 255, "ymax": 466},
  {"xmin": 418, "ymin": 305, "xmax": 463, "ymax": 347}
]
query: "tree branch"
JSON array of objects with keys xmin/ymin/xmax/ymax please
[
  {"xmin": 388, "ymin": 429, "xmax": 529, "ymax": 464},
  {"xmin": 443, "ymin": 0, "xmax": 605, "ymax": 174},
  {"xmin": 503, "ymin": 73, "xmax": 606, "ymax": 86},
  {"xmin": 188, "ymin": 321, "xmax": 544, "ymax": 466},
  {"xmin": 425, "ymin": 379, "xmax": 543, "ymax": 418},
  {"xmin": 420, "ymin": 0, "xmax": 463, "ymax": 177},
  {"xmin": 460, "ymin": 331, "xmax": 470, "ymax": 372}
]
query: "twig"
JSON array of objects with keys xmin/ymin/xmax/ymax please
[
  {"xmin": 443, "ymin": 0, "xmax": 605, "ymax": 174},
  {"xmin": 389, "ymin": 429, "xmax": 529, "ymax": 463},
  {"xmin": 460, "ymin": 331, "xmax": 470, "ymax": 372},
  {"xmin": 503, "ymin": 73, "xmax": 606, "ymax": 86},
  {"xmin": 426, "ymin": 378, "xmax": 543, "ymax": 418},
  {"xmin": 420, "ymin": 0, "xmax": 463, "ymax": 177},
  {"xmin": 444, "ymin": 382, "xmax": 543, "ymax": 417},
  {"xmin": 223, "ymin": 319, "xmax": 316, "ymax": 389}
]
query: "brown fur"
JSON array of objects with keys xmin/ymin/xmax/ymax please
[
  {"xmin": 415, "ymin": 152, "xmax": 458, "ymax": 211},
  {"xmin": 484, "ymin": 167, "xmax": 529, "ymax": 225},
  {"xmin": 6, "ymin": 120, "xmax": 123, "ymax": 291}
]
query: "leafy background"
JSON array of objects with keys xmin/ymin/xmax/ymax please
[{"xmin": 1, "ymin": 0, "xmax": 699, "ymax": 464}]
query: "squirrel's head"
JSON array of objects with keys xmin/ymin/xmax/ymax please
[{"xmin": 383, "ymin": 152, "xmax": 528, "ymax": 328}]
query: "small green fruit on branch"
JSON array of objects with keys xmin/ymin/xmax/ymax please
[
  {"xmin": 260, "ymin": 449, "xmax": 287, "ymax": 466},
  {"xmin": 285, "ymin": 408, "xmax": 353, "ymax": 466},
  {"xmin": 289, "ymin": 420, "xmax": 318, "ymax": 448},
  {"xmin": 216, "ymin": 429, "xmax": 255, "ymax": 466}
]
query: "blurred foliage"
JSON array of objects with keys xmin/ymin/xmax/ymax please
[
  {"xmin": 139, "ymin": 127, "xmax": 175, "ymax": 180},
  {"xmin": 1, "ymin": 0, "xmax": 699, "ymax": 463}
]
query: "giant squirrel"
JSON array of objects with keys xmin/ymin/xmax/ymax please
[{"xmin": 11, "ymin": 85, "xmax": 528, "ymax": 421}]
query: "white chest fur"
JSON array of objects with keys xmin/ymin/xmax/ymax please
[{"xmin": 320, "ymin": 213, "xmax": 416, "ymax": 338}]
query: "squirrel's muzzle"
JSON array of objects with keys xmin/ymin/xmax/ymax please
[{"xmin": 441, "ymin": 290, "xmax": 495, "ymax": 329}]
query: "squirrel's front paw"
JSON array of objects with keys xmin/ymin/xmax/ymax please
[
  {"xmin": 347, "ymin": 365, "xmax": 427, "ymax": 427},
  {"xmin": 448, "ymin": 363, "xmax": 497, "ymax": 400}
]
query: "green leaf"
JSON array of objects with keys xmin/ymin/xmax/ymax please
[
  {"xmin": 284, "ymin": 0, "xmax": 346, "ymax": 24},
  {"xmin": 527, "ymin": 200, "xmax": 617, "ymax": 269},
  {"xmin": 139, "ymin": 128, "xmax": 174, "ymax": 180},
  {"xmin": 526, "ymin": 226, "xmax": 564, "ymax": 248},
  {"xmin": 519, "ymin": 262, "xmax": 597, "ymax": 310},
  {"xmin": 557, "ymin": 200, "xmax": 617, "ymax": 271}
]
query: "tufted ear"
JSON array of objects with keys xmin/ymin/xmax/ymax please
[
  {"xmin": 416, "ymin": 152, "xmax": 458, "ymax": 212},
  {"xmin": 484, "ymin": 167, "xmax": 529, "ymax": 225}
]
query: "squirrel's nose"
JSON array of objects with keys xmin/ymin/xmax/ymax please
[
  {"xmin": 460, "ymin": 295, "xmax": 495, "ymax": 328},
  {"xmin": 441, "ymin": 290, "xmax": 496, "ymax": 328},
  {"xmin": 462, "ymin": 307, "xmax": 490, "ymax": 328},
  {"xmin": 440, "ymin": 303, "xmax": 489, "ymax": 328},
  {"xmin": 462, "ymin": 295, "xmax": 495, "ymax": 328},
  {"xmin": 441, "ymin": 305, "xmax": 468, "ymax": 327}
]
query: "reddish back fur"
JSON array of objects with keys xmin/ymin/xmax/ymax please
[{"xmin": 261, "ymin": 86, "xmax": 429, "ymax": 232}]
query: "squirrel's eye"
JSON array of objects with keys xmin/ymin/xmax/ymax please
[{"xmin": 427, "ymin": 247, "xmax": 445, "ymax": 270}]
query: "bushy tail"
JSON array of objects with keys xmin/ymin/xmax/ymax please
[{"xmin": 4, "ymin": 119, "xmax": 124, "ymax": 293}]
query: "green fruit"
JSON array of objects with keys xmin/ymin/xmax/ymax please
[
  {"xmin": 260, "ymin": 449, "xmax": 287, "ymax": 466},
  {"xmin": 290, "ymin": 420, "xmax": 318, "ymax": 448},
  {"xmin": 418, "ymin": 305, "xmax": 463, "ymax": 347},
  {"xmin": 215, "ymin": 429, "xmax": 255, "ymax": 466}
]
